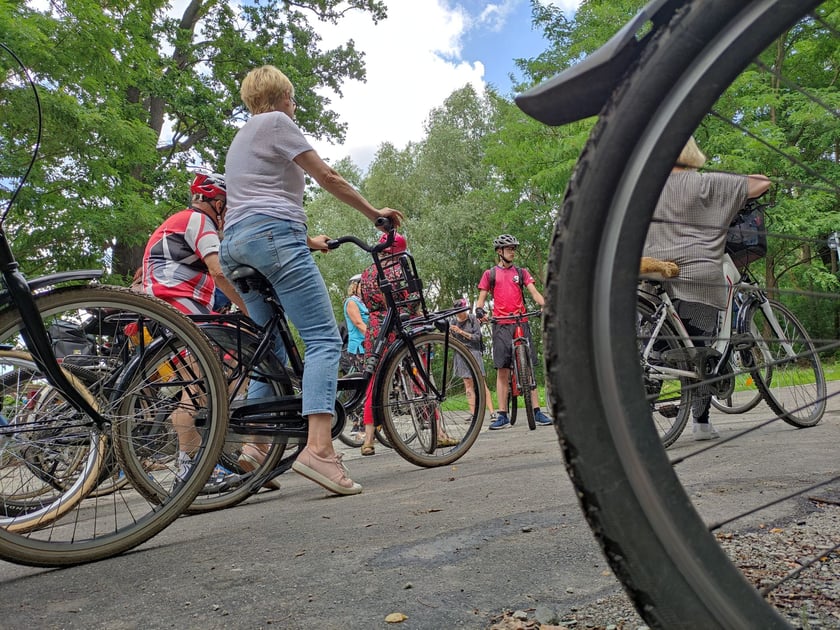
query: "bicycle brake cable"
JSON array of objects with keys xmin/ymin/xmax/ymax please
[{"xmin": 0, "ymin": 43, "xmax": 42, "ymax": 227}]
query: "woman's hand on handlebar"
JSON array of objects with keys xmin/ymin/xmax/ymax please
[
  {"xmin": 308, "ymin": 234, "xmax": 331, "ymax": 252},
  {"xmin": 375, "ymin": 207, "xmax": 404, "ymax": 230}
]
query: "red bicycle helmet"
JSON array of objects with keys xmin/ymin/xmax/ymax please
[{"xmin": 190, "ymin": 172, "xmax": 226, "ymax": 200}]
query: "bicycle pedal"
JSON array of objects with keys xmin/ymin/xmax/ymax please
[{"xmin": 730, "ymin": 333, "xmax": 755, "ymax": 351}]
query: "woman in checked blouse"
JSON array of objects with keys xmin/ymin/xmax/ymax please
[{"xmin": 643, "ymin": 137, "xmax": 770, "ymax": 440}]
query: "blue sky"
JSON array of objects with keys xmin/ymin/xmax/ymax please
[
  {"xmin": 455, "ymin": 0, "xmax": 562, "ymax": 90},
  {"xmin": 312, "ymin": 0, "xmax": 582, "ymax": 170}
]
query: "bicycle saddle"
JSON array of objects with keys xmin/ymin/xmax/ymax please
[
  {"xmin": 227, "ymin": 266, "xmax": 272, "ymax": 294},
  {"xmin": 639, "ymin": 257, "xmax": 679, "ymax": 280}
]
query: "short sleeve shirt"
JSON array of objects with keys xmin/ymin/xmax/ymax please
[
  {"xmin": 478, "ymin": 265, "xmax": 534, "ymax": 324},
  {"xmin": 224, "ymin": 111, "xmax": 314, "ymax": 229},
  {"xmin": 643, "ymin": 170, "xmax": 748, "ymax": 309},
  {"xmin": 142, "ymin": 209, "xmax": 220, "ymax": 314}
]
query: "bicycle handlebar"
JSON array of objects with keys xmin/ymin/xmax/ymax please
[
  {"xmin": 486, "ymin": 310, "xmax": 542, "ymax": 323},
  {"xmin": 326, "ymin": 217, "xmax": 394, "ymax": 253}
]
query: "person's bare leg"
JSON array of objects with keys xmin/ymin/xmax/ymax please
[
  {"xmin": 362, "ymin": 422, "xmax": 375, "ymax": 451},
  {"xmin": 305, "ymin": 413, "xmax": 335, "ymax": 458},
  {"xmin": 463, "ymin": 377, "xmax": 476, "ymax": 415},
  {"xmin": 530, "ymin": 387, "xmax": 541, "ymax": 411},
  {"xmin": 172, "ymin": 390, "xmax": 201, "ymax": 455},
  {"xmin": 484, "ymin": 379, "xmax": 496, "ymax": 416}
]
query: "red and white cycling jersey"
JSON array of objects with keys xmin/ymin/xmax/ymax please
[
  {"xmin": 478, "ymin": 265, "xmax": 534, "ymax": 324},
  {"xmin": 142, "ymin": 209, "xmax": 220, "ymax": 315}
]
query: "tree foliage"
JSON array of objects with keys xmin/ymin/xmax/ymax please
[
  {"xmin": 3, "ymin": 0, "xmax": 838, "ymax": 348},
  {"xmin": 0, "ymin": 0, "xmax": 385, "ymax": 277}
]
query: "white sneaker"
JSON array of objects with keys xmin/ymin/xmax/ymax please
[
  {"xmin": 692, "ymin": 421, "xmax": 720, "ymax": 441},
  {"xmin": 174, "ymin": 450, "xmax": 192, "ymax": 481}
]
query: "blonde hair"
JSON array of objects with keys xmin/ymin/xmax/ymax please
[
  {"xmin": 676, "ymin": 136, "xmax": 707, "ymax": 169},
  {"xmin": 240, "ymin": 65, "xmax": 294, "ymax": 115},
  {"xmin": 346, "ymin": 279, "xmax": 360, "ymax": 297}
]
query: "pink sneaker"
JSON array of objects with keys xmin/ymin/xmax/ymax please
[
  {"xmin": 238, "ymin": 443, "xmax": 282, "ymax": 490},
  {"xmin": 292, "ymin": 448, "xmax": 362, "ymax": 496}
]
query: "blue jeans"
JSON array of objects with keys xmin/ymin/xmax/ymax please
[{"xmin": 220, "ymin": 215, "xmax": 341, "ymax": 417}]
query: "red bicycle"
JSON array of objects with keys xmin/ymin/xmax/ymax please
[{"xmin": 490, "ymin": 310, "xmax": 541, "ymax": 430}]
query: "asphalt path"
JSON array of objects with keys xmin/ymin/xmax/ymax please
[{"xmin": 2, "ymin": 395, "xmax": 838, "ymax": 629}]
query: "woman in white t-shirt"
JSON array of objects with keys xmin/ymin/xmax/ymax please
[{"xmin": 220, "ymin": 65, "xmax": 403, "ymax": 496}]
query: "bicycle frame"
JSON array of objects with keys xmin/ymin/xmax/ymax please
[
  {"xmin": 640, "ymin": 254, "xmax": 783, "ymax": 385},
  {"xmin": 196, "ymin": 228, "xmax": 469, "ymax": 436},
  {"xmin": 0, "ymin": 230, "xmax": 105, "ymax": 423},
  {"xmin": 511, "ymin": 317, "xmax": 537, "ymax": 394}
]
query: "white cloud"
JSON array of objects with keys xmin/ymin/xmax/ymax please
[
  {"xmin": 476, "ymin": 1, "xmax": 519, "ymax": 32},
  {"xmin": 542, "ymin": 0, "xmax": 584, "ymax": 14},
  {"xmin": 310, "ymin": 1, "xmax": 486, "ymax": 171}
]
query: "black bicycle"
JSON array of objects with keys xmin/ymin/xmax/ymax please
[
  {"xmin": 0, "ymin": 47, "xmax": 229, "ymax": 567},
  {"xmin": 186, "ymin": 222, "xmax": 486, "ymax": 511},
  {"xmin": 518, "ymin": 1, "xmax": 839, "ymax": 627}
]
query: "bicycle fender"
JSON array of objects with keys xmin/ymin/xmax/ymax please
[
  {"xmin": 0, "ymin": 269, "xmax": 104, "ymax": 305},
  {"xmin": 514, "ymin": 0, "xmax": 681, "ymax": 126}
]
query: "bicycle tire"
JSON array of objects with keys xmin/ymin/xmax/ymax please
[
  {"xmin": 515, "ymin": 344, "xmax": 537, "ymax": 430},
  {"xmin": 337, "ymin": 411, "xmax": 365, "ymax": 448},
  {"xmin": 507, "ymin": 385, "xmax": 518, "ymax": 425},
  {"xmin": 636, "ymin": 298, "xmax": 692, "ymax": 448},
  {"xmin": 179, "ymin": 322, "xmax": 299, "ymax": 513},
  {"xmin": 0, "ymin": 351, "xmax": 105, "ymax": 527},
  {"xmin": 744, "ymin": 298, "xmax": 826, "ymax": 428},
  {"xmin": 0, "ymin": 285, "xmax": 228, "ymax": 567},
  {"xmin": 375, "ymin": 332, "xmax": 484, "ymax": 467},
  {"xmin": 543, "ymin": 1, "xmax": 827, "ymax": 626}
]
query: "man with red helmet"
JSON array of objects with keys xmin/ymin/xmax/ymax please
[
  {"xmin": 142, "ymin": 172, "xmax": 247, "ymax": 315},
  {"xmin": 141, "ymin": 171, "xmax": 250, "ymax": 491}
]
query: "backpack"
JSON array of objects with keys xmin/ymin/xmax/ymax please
[{"xmin": 488, "ymin": 265, "xmax": 525, "ymax": 299}]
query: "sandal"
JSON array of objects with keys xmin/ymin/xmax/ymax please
[{"xmin": 361, "ymin": 443, "xmax": 376, "ymax": 456}]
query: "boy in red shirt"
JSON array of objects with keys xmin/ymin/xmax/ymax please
[{"xmin": 475, "ymin": 234, "xmax": 552, "ymax": 430}]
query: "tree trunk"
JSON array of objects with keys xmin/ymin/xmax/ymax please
[{"xmin": 112, "ymin": 241, "xmax": 146, "ymax": 280}]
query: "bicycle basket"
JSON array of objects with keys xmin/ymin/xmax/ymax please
[
  {"xmin": 378, "ymin": 252, "xmax": 428, "ymax": 316},
  {"xmin": 725, "ymin": 199, "xmax": 767, "ymax": 268}
]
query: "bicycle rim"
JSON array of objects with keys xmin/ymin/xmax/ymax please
[
  {"xmin": 376, "ymin": 332, "xmax": 484, "ymax": 467},
  {"xmin": 546, "ymin": 1, "xmax": 833, "ymax": 627},
  {"xmin": 746, "ymin": 299, "xmax": 826, "ymax": 427},
  {"xmin": 0, "ymin": 351, "xmax": 104, "ymax": 531},
  {"xmin": 0, "ymin": 286, "xmax": 228, "ymax": 567}
]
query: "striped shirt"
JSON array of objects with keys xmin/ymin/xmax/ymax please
[
  {"xmin": 142, "ymin": 209, "xmax": 220, "ymax": 314},
  {"xmin": 643, "ymin": 170, "xmax": 748, "ymax": 309}
]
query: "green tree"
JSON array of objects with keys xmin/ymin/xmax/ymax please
[{"xmin": 0, "ymin": 0, "xmax": 385, "ymax": 277}]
